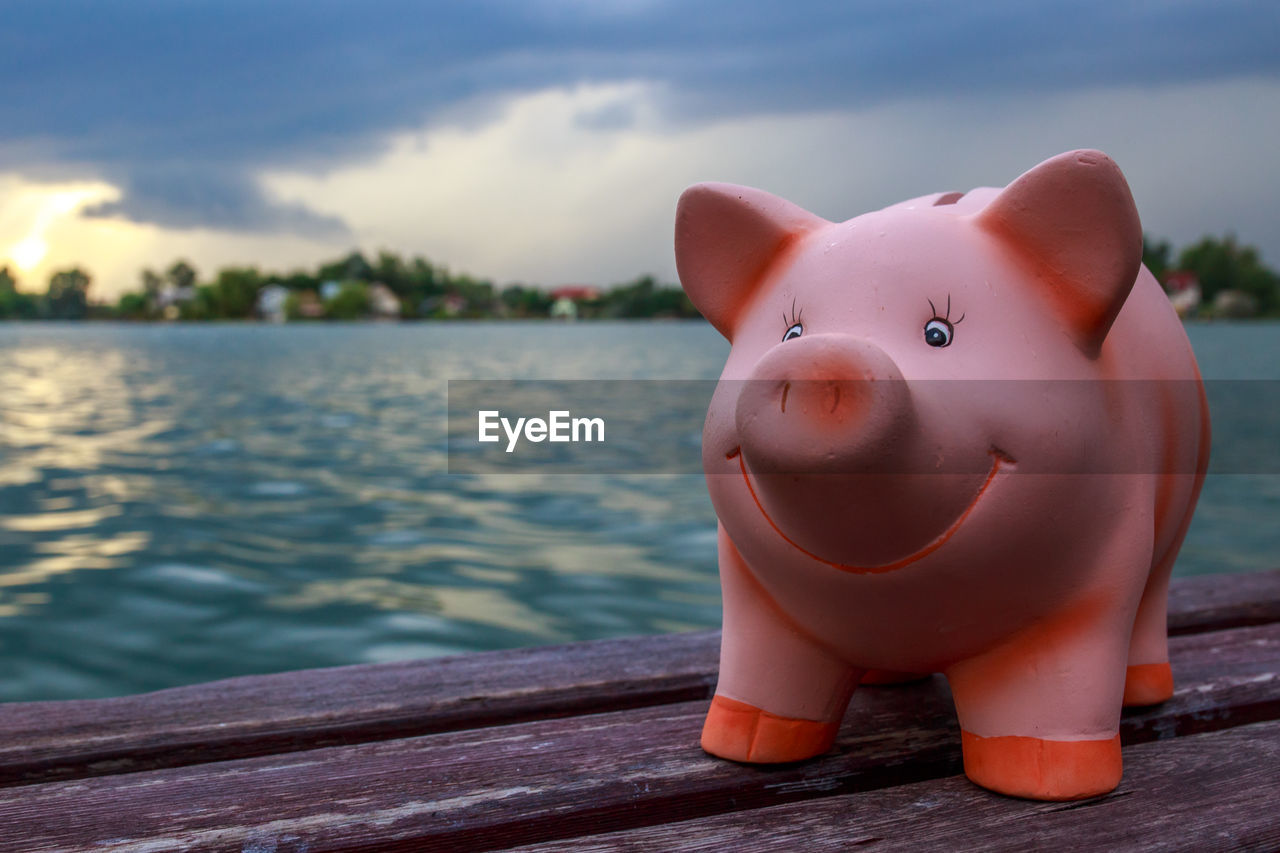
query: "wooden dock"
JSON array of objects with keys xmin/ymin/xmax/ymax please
[{"xmin": 1, "ymin": 569, "xmax": 1278, "ymax": 852}]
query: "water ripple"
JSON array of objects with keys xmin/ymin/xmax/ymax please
[{"xmin": 0, "ymin": 322, "xmax": 728, "ymax": 700}]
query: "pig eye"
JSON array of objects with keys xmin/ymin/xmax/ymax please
[
  {"xmin": 924, "ymin": 296, "xmax": 963, "ymax": 348},
  {"xmin": 783, "ymin": 323, "xmax": 803, "ymax": 342},
  {"xmin": 924, "ymin": 318, "xmax": 953, "ymax": 347}
]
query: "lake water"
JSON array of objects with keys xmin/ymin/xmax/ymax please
[{"xmin": 0, "ymin": 321, "xmax": 1277, "ymax": 701}]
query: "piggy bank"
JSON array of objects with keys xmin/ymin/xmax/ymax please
[{"xmin": 676, "ymin": 150, "xmax": 1209, "ymax": 800}]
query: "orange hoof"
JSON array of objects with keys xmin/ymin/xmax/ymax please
[
  {"xmin": 1123, "ymin": 662, "xmax": 1174, "ymax": 706},
  {"xmin": 861, "ymin": 669, "xmax": 932, "ymax": 685},
  {"xmin": 961, "ymin": 731, "xmax": 1122, "ymax": 800},
  {"xmin": 701, "ymin": 694, "xmax": 839, "ymax": 763}
]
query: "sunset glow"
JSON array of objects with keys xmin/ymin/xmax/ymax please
[
  {"xmin": 1, "ymin": 183, "xmax": 118, "ymax": 277},
  {"xmin": 8, "ymin": 236, "xmax": 47, "ymax": 272}
]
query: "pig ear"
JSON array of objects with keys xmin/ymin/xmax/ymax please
[
  {"xmin": 676, "ymin": 182, "xmax": 826, "ymax": 340},
  {"xmin": 976, "ymin": 150, "xmax": 1142, "ymax": 355}
]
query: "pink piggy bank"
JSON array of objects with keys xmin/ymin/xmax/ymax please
[{"xmin": 676, "ymin": 150, "xmax": 1209, "ymax": 800}]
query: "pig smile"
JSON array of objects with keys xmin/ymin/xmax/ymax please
[{"xmin": 726, "ymin": 446, "xmax": 1015, "ymax": 574}]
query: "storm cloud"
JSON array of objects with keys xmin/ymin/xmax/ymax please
[{"xmin": 3, "ymin": 0, "xmax": 1277, "ymax": 236}]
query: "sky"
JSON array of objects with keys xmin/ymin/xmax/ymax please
[{"xmin": 2, "ymin": 0, "xmax": 1278, "ymax": 300}]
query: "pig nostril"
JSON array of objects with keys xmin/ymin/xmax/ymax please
[
  {"xmin": 781, "ymin": 382, "xmax": 790, "ymax": 413},
  {"xmin": 830, "ymin": 384, "xmax": 840, "ymax": 413}
]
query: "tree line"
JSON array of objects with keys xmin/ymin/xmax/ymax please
[
  {"xmin": 2, "ymin": 235, "xmax": 1278, "ymax": 322},
  {"xmin": 0, "ymin": 250, "xmax": 701, "ymax": 321},
  {"xmin": 1142, "ymin": 234, "xmax": 1279, "ymax": 317}
]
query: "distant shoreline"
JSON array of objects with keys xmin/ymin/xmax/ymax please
[
  {"xmin": 5, "ymin": 316, "xmax": 1279, "ymax": 327},
  {"xmin": 0, "ymin": 315, "xmax": 712, "ymax": 324}
]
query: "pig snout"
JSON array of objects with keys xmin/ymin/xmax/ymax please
[
  {"xmin": 727, "ymin": 335, "xmax": 994, "ymax": 567},
  {"xmin": 734, "ymin": 335, "xmax": 913, "ymax": 475}
]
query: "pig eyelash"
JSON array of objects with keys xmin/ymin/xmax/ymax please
[
  {"xmin": 783, "ymin": 296, "xmax": 803, "ymax": 329},
  {"xmin": 781, "ymin": 297, "xmax": 804, "ymax": 342},
  {"xmin": 927, "ymin": 295, "xmax": 965, "ymax": 325}
]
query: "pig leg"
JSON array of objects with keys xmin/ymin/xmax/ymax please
[
  {"xmin": 1127, "ymin": 409, "xmax": 1208, "ymax": 705},
  {"xmin": 1122, "ymin": 548, "xmax": 1175, "ymax": 706},
  {"xmin": 702, "ymin": 525, "xmax": 861, "ymax": 763},
  {"xmin": 946, "ymin": 606, "xmax": 1132, "ymax": 800},
  {"xmin": 1124, "ymin": 469, "xmax": 1203, "ymax": 705},
  {"xmin": 946, "ymin": 523, "xmax": 1152, "ymax": 800}
]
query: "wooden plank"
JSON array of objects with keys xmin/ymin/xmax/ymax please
[
  {"xmin": 1167, "ymin": 568, "xmax": 1280, "ymax": 635},
  {"xmin": 1, "ymin": 621, "xmax": 1276, "ymax": 853},
  {"xmin": 0, "ymin": 630, "xmax": 719, "ymax": 788},
  {"xmin": 0, "ymin": 569, "xmax": 1275, "ymax": 788},
  {"xmin": 508, "ymin": 719, "xmax": 1280, "ymax": 852}
]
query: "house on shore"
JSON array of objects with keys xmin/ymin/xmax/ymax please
[
  {"xmin": 368, "ymin": 283, "xmax": 401, "ymax": 319},
  {"xmin": 1162, "ymin": 270, "xmax": 1201, "ymax": 318},
  {"xmin": 548, "ymin": 284, "xmax": 600, "ymax": 320},
  {"xmin": 256, "ymin": 284, "xmax": 291, "ymax": 323}
]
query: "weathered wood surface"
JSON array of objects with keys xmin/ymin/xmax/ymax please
[
  {"xmin": 1, "ymin": 617, "xmax": 1277, "ymax": 851},
  {"xmin": 0, "ymin": 629, "xmax": 718, "ymax": 788},
  {"xmin": 0, "ymin": 568, "xmax": 1275, "ymax": 790},
  {"xmin": 1166, "ymin": 567, "xmax": 1280, "ymax": 634},
  {"xmin": 508, "ymin": 720, "xmax": 1280, "ymax": 852}
]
